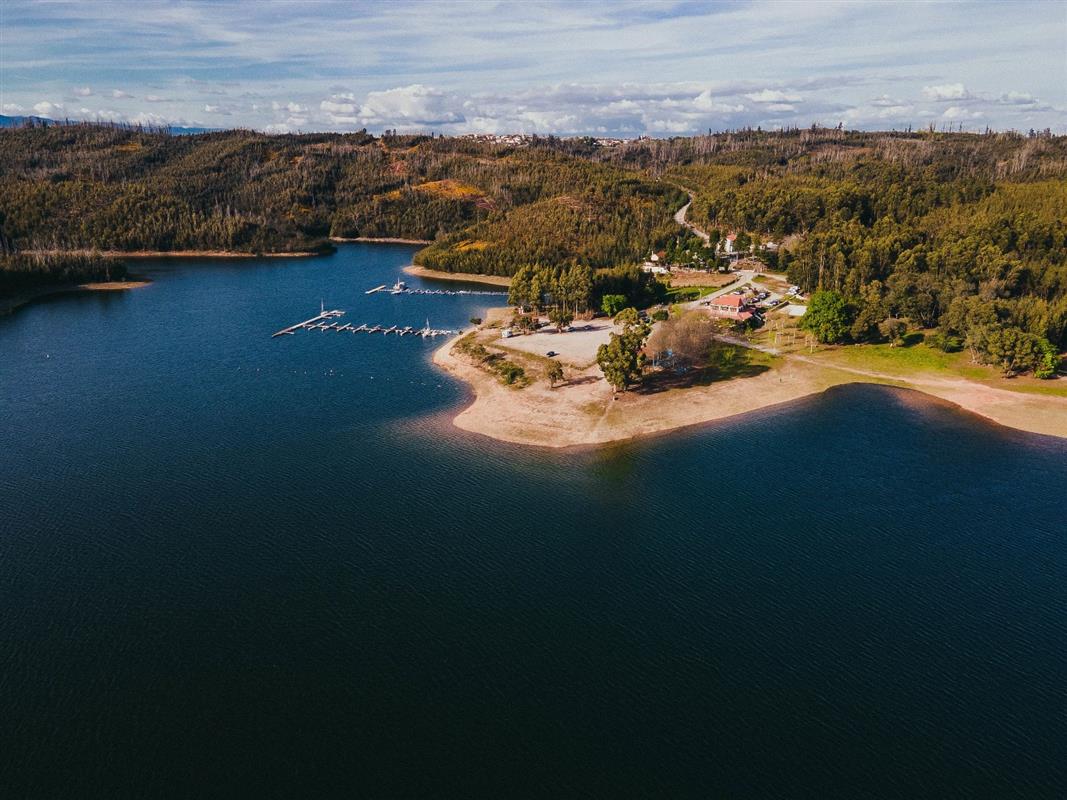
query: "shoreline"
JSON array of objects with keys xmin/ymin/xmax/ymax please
[
  {"xmin": 22, "ymin": 249, "xmax": 320, "ymax": 259},
  {"xmin": 331, "ymin": 236, "xmax": 433, "ymax": 245},
  {"xmin": 432, "ymin": 334, "xmax": 1067, "ymax": 448},
  {"xmin": 403, "ymin": 265, "xmax": 511, "ymax": 287},
  {"xmin": 1, "ymin": 279, "xmax": 151, "ymax": 315}
]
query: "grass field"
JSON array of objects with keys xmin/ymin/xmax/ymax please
[
  {"xmin": 810, "ymin": 342, "xmax": 1067, "ymax": 396},
  {"xmin": 665, "ymin": 285, "xmax": 726, "ymax": 302}
]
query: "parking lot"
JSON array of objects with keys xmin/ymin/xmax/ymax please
[{"xmin": 498, "ymin": 319, "xmax": 615, "ymax": 367}]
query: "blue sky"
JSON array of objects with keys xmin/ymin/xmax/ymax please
[{"xmin": 2, "ymin": 0, "xmax": 1064, "ymax": 135}]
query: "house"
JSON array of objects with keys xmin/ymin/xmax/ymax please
[
  {"xmin": 642, "ymin": 261, "xmax": 669, "ymax": 275},
  {"xmin": 705, "ymin": 293, "xmax": 754, "ymax": 322},
  {"xmin": 721, "ymin": 233, "xmax": 737, "ymax": 255}
]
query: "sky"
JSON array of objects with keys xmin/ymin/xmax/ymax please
[{"xmin": 2, "ymin": 0, "xmax": 1065, "ymax": 136}]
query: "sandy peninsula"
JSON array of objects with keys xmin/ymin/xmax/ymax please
[
  {"xmin": 331, "ymin": 236, "xmax": 433, "ymax": 245},
  {"xmin": 2, "ymin": 279, "xmax": 151, "ymax": 315},
  {"xmin": 432, "ymin": 320, "xmax": 1067, "ymax": 448},
  {"xmin": 403, "ymin": 265, "xmax": 511, "ymax": 287}
]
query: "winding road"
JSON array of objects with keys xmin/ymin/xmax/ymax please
[{"xmin": 673, "ymin": 192, "xmax": 710, "ymax": 244}]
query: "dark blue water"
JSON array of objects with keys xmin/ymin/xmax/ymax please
[{"xmin": 2, "ymin": 244, "xmax": 1065, "ymax": 799}]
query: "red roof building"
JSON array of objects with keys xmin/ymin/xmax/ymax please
[{"xmin": 706, "ymin": 293, "xmax": 753, "ymax": 321}]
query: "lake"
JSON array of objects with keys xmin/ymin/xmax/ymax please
[{"xmin": 1, "ymin": 244, "xmax": 1065, "ymax": 798}]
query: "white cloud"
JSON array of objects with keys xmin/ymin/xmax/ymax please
[
  {"xmin": 272, "ymin": 100, "xmax": 307, "ymax": 113},
  {"xmin": 870, "ymin": 94, "xmax": 903, "ymax": 108},
  {"xmin": 3, "ymin": 103, "xmax": 25, "ymax": 113},
  {"xmin": 356, "ymin": 84, "xmax": 463, "ymax": 126},
  {"xmin": 128, "ymin": 111, "xmax": 178, "ymax": 127},
  {"xmin": 1, "ymin": 0, "xmax": 1063, "ymax": 135},
  {"xmin": 647, "ymin": 118, "xmax": 694, "ymax": 133},
  {"xmin": 264, "ymin": 115, "xmax": 309, "ymax": 134},
  {"xmin": 33, "ymin": 101, "xmax": 65, "ymax": 116},
  {"xmin": 942, "ymin": 106, "xmax": 983, "ymax": 120},
  {"xmin": 746, "ymin": 89, "xmax": 802, "ymax": 104},
  {"xmin": 922, "ymin": 83, "xmax": 969, "ymax": 101},
  {"xmin": 992, "ymin": 91, "xmax": 1048, "ymax": 109},
  {"xmin": 320, "ymin": 97, "xmax": 357, "ymax": 115},
  {"xmin": 72, "ymin": 86, "xmax": 93, "ymax": 97},
  {"xmin": 111, "ymin": 89, "xmax": 135, "ymax": 99}
]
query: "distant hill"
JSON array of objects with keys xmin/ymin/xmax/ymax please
[
  {"xmin": 0, "ymin": 115, "xmax": 51, "ymax": 128},
  {"xmin": 0, "ymin": 115, "xmax": 214, "ymax": 135}
]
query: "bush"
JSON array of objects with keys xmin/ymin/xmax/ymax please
[
  {"xmin": 926, "ymin": 331, "xmax": 964, "ymax": 352},
  {"xmin": 600, "ymin": 293, "xmax": 628, "ymax": 316},
  {"xmin": 1035, "ymin": 339, "xmax": 1061, "ymax": 379},
  {"xmin": 651, "ymin": 308, "xmax": 669, "ymax": 322},
  {"xmin": 454, "ymin": 332, "xmax": 490, "ymax": 362},
  {"xmin": 491, "ymin": 359, "xmax": 526, "ymax": 386}
]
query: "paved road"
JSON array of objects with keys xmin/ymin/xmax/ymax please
[{"xmin": 673, "ymin": 193, "xmax": 710, "ymax": 244}]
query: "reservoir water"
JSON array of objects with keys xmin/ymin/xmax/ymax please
[{"xmin": 1, "ymin": 244, "xmax": 1065, "ymax": 798}]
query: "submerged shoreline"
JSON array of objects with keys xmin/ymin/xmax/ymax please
[
  {"xmin": 1, "ymin": 280, "xmax": 152, "ymax": 315},
  {"xmin": 432, "ymin": 333, "xmax": 1067, "ymax": 448}
]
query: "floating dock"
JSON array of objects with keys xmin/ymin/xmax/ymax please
[
  {"xmin": 272, "ymin": 305, "xmax": 457, "ymax": 339},
  {"xmin": 366, "ymin": 281, "xmax": 505, "ymax": 297},
  {"xmin": 271, "ymin": 306, "xmax": 345, "ymax": 337}
]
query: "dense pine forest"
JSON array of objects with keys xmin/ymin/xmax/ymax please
[{"xmin": 2, "ymin": 122, "xmax": 1064, "ymax": 371}]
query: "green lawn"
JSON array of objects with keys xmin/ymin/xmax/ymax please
[
  {"xmin": 665, "ymin": 285, "xmax": 724, "ymax": 302},
  {"xmin": 816, "ymin": 342, "xmax": 990, "ymax": 378},
  {"xmin": 813, "ymin": 342, "xmax": 1067, "ymax": 396}
]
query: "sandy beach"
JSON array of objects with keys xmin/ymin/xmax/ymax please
[
  {"xmin": 433, "ymin": 331, "xmax": 1067, "ymax": 448},
  {"xmin": 403, "ymin": 265, "xmax": 511, "ymax": 287},
  {"xmin": 331, "ymin": 236, "xmax": 434, "ymax": 245}
]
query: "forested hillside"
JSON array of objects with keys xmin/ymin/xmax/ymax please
[
  {"xmin": 3, "ymin": 122, "xmax": 1065, "ymax": 374},
  {"xmin": 0, "ymin": 124, "xmax": 682, "ymax": 284},
  {"xmin": 618, "ymin": 127, "xmax": 1067, "ymax": 367}
]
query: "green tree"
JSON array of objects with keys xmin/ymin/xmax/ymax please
[
  {"xmin": 799, "ymin": 290, "xmax": 853, "ymax": 343},
  {"xmin": 850, "ymin": 280, "xmax": 889, "ymax": 341},
  {"xmin": 548, "ymin": 307, "xmax": 574, "ymax": 332},
  {"xmin": 878, "ymin": 318, "xmax": 908, "ymax": 347},
  {"xmin": 1034, "ymin": 338, "xmax": 1060, "ymax": 379},
  {"xmin": 546, "ymin": 361, "xmax": 565, "ymax": 387},
  {"xmin": 985, "ymin": 326, "xmax": 1042, "ymax": 376},
  {"xmin": 597, "ymin": 308, "xmax": 652, "ymax": 392},
  {"xmin": 507, "ymin": 265, "xmax": 534, "ymax": 308},
  {"xmin": 601, "ymin": 293, "xmax": 628, "ymax": 316},
  {"xmin": 510, "ymin": 311, "xmax": 538, "ymax": 335}
]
